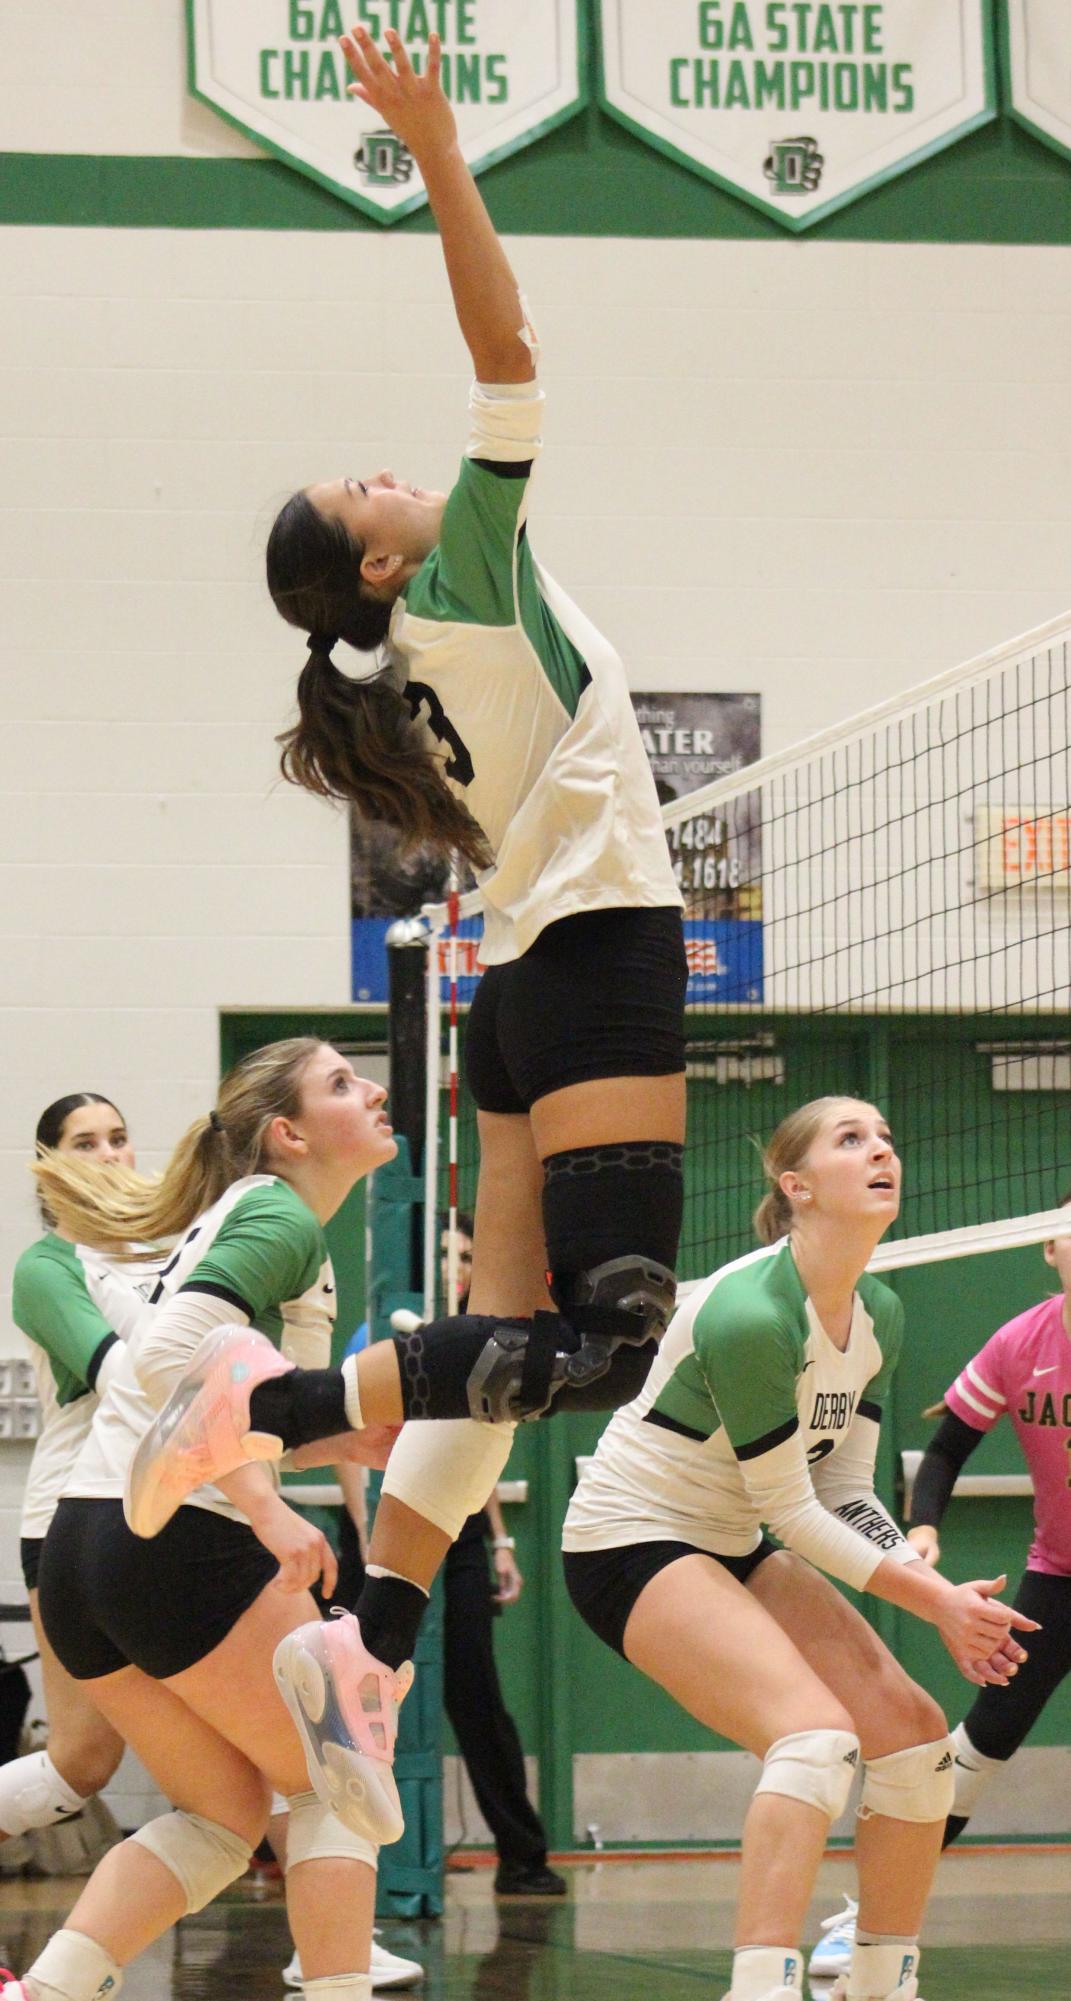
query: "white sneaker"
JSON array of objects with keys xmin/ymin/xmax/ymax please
[
  {"xmin": 808, "ymin": 1898, "xmax": 857, "ymax": 1982},
  {"xmin": 283, "ymin": 1934, "xmax": 425, "ymax": 1990}
]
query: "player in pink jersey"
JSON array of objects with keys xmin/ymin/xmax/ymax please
[
  {"xmin": 809, "ymin": 1199, "xmax": 1071, "ymax": 1982},
  {"xmin": 906, "ymin": 1192, "xmax": 1071, "ymax": 1845}
]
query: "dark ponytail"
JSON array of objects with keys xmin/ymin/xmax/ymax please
[{"xmin": 267, "ymin": 492, "xmax": 492, "ymax": 868}]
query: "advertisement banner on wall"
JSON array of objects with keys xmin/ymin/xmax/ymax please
[
  {"xmin": 1006, "ymin": 1, "xmax": 1071, "ymax": 165},
  {"xmin": 351, "ymin": 693, "xmax": 763, "ymax": 1006},
  {"xmin": 633, "ymin": 691, "xmax": 763, "ymax": 1003},
  {"xmin": 186, "ymin": 1, "xmax": 585, "ymax": 222},
  {"xmin": 597, "ymin": 1, "xmax": 996, "ymax": 230}
]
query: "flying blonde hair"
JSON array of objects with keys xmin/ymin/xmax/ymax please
[{"xmin": 34, "ymin": 1037, "xmax": 323, "ymax": 1258}]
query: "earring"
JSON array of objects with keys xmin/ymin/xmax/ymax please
[{"xmin": 799, "ymin": 1191, "xmax": 812, "ymax": 1203}]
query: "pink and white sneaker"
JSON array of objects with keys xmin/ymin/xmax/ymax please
[
  {"xmin": 273, "ymin": 1611, "xmax": 414, "ymax": 1846},
  {"xmin": 124, "ymin": 1325, "xmax": 295, "ymax": 1538},
  {"xmin": 0, "ymin": 1972, "xmax": 29, "ymax": 1998}
]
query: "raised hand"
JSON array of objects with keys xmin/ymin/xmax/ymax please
[{"xmin": 341, "ymin": 25, "xmax": 457, "ymax": 164}]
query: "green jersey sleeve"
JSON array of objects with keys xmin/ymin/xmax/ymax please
[
  {"xmin": 180, "ymin": 1183, "xmax": 324, "ymax": 1325},
  {"xmin": 407, "ymin": 457, "xmax": 530, "ymax": 629},
  {"xmin": 12, "ymin": 1239, "xmax": 114, "ymax": 1403},
  {"xmin": 692, "ymin": 1280, "xmax": 803, "ymax": 1457}
]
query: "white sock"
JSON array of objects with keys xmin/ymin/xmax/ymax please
[
  {"xmin": 24, "ymin": 1929, "xmax": 122, "ymax": 2001},
  {"xmin": 301, "ymin": 1976, "xmax": 372, "ymax": 2001},
  {"xmin": 847, "ymin": 1934, "xmax": 919, "ymax": 1997},
  {"xmin": 729, "ymin": 1944, "xmax": 803, "ymax": 1996},
  {"xmin": 341, "ymin": 1354, "xmax": 364, "ymax": 1431},
  {"xmin": 951, "ymin": 1720, "xmax": 1002, "ymax": 1819}
]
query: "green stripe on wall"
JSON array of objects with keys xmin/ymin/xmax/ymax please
[{"xmin": 2, "ymin": 110, "xmax": 1071, "ymax": 239}]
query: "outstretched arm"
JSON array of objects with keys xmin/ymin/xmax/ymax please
[{"xmin": 341, "ymin": 25, "xmax": 535, "ymax": 383}]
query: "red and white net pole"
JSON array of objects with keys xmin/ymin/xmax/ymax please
[{"xmin": 444, "ymin": 873, "xmax": 462, "ymax": 1315}]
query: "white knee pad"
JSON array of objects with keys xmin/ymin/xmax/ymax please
[
  {"xmin": 285, "ymin": 1791, "xmax": 378, "ymax": 1872},
  {"xmin": 754, "ymin": 1729, "xmax": 860, "ymax": 1820},
  {"xmin": 0, "ymin": 1750, "xmax": 89, "ymax": 1838},
  {"xmin": 130, "ymin": 1810, "xmax": 253, "ymax": 1913},
  {"xmin": 949, "ymin": 1721, "xmax": 1002, "ymax": 1819},
  {"xmin": 859, "ymin": 1735, "xmax": 956, "ymax": 1824},
  {"xmin": 381, "ymin": 1418, "xmax": 514, "ymax": 1543},
  {"xmin": 23, "ymin": 1927, "xmax": 123, "ymax": 2001}
]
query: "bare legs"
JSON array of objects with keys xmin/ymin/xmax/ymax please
[
  {"xmin": 749, "ymin": 1552, "xmax": 947, "ymax": 1941},
  {"xmin": 41, "ymin": 1584, "xmax": 374, "ymax": 1987}
]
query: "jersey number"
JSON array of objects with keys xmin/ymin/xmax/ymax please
[
  {"xmin": 404, "ymin": 681, "xmax": 475, "ymax": 788},
  {"xmin": 807, "ymin": 1439, "xmax": 836, "ymax": 1466}
]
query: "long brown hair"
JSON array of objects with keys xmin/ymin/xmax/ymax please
[
  {"xmin": 753, "ymin": 1096, "xmax": 861, "ymax": 1244},
  {"xmin": 34, "ymin": 1038, "xmax": 323, "ymax": 1258},
  {"xmin": 267, "ymin": 492, "xmax": 492, "ymax": 869}
]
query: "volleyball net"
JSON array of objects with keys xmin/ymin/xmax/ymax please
[{"xmin": 420, "ymin": 610, "xmax": 1071, "ymax": 1296}]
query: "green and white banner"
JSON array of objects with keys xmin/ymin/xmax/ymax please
[
  {"xmin": 1006, "ymin": 2, "xmax": 1071, "ymax": 166},
  {"xmin": 186, "ymin": 1, "xmax": 585, "ymax": 221},
  {"xmin": 598, "ymin": 2, "xmax": 996, "ymax": 230}
]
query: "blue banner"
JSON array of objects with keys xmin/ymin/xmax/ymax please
[{"xmin": 353, "ymin": 915, "xmax": 762, "ymax": 1006}]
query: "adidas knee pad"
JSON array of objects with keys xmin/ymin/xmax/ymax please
[
  {"xmin": 130, "ymin": 1810, "xmax": 253, "ymax": 1913},
  {"xmin": 754, "ymin": 1729, "xmax": 860, "ymax": 1820},
  {"xmin": 0, "ymin": 1749, "xmax": 89, "ymax": 1837},
  {"xmin": 859, "ymin": 1736, "xmax": 956, "ymax": 1824},
  {"xmin": 285, "ymin": 1791, "xmax": 378, "ymax": 1872}
]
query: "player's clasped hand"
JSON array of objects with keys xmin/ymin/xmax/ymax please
[
  {"xmin": 340, "ymin": 24, "xmax": 457, "ymax": 161},
  {"xmin": 937, "ymin": 1573, "xmax": 1039, "ymax": 1687}
]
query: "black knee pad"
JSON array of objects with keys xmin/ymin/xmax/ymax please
[{"xmin": 542, "ymin": 1142, "xmax": 683, "ymax": 1302}]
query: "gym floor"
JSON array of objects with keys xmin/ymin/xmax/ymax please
[{"xmin": 0, "ymin": 1849, "xmax": 1065, "ymax": 1999}]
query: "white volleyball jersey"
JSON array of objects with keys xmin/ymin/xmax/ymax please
[
  {"xmin": 12, "ymin": 1235, "xmax": 159, "ymax": 1539},
  {"xmin": 389, "ymin": 379, "xmax": 681, "ymax": 964},
  {"xmin": 563, "ymin": 1238, "xmax": 919, "ymax": 1595},
  {"xmin": 67, "ymin": 1175, "xmax": 335, "ymax": 1521}
]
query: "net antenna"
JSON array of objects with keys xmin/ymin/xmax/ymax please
[
  {"xmin": 423, "ymin": 870, "xmax": 464, "ymax": 1318},
  {"xmin": 424, "ymin": 609, "xmax": 1071, "ymax": 1285}
]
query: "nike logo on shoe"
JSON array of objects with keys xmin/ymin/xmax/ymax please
[{"xmin": 1033, "ymin": 1365, "xmax": 1057, "ymax": 1376}]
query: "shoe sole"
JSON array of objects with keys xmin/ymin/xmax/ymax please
[{"xmin": 273, "ymin": 1632, "xmax": 405, "ymax": 1847}]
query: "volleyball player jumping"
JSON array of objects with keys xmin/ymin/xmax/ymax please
[
  {"xmin": 562, "ymin": 1098, "xmax": 1035, "ymax": 2001},
  {"xmin": 256, "ymin": 21, "xmax": 688, "ymax": 1823}
]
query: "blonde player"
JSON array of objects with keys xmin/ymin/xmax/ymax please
[
  {"xmin": 0, "ymin": 1043, "xmax": 404, "ymax": 2001},
  {"xmin": 561, "ymin": 1099, "xmax": 1035, "ymax": 2001}
]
